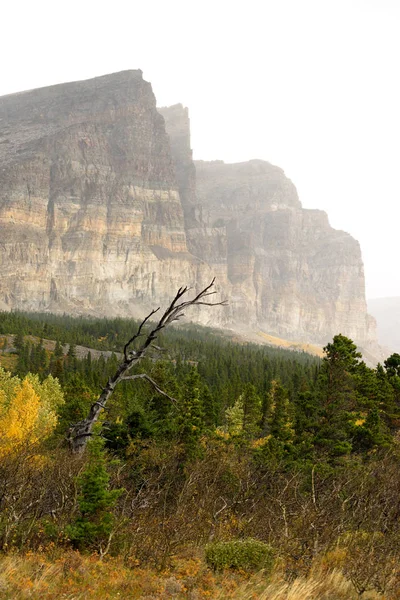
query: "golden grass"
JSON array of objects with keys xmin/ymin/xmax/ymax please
[
  {"xmin": 256, "ymin": 332, "xmax": 324, "ymax": 358},
  {"xmin": 224, "ymin": 571, "xmax": 352, "ymax": 599},
  {"xmin": 0, "ymin": 551, "xmax": 242, "ymax": 599},
  {"xmin": 0, "ymin": 552, "xmax": 388, "ymax": 600},
  {"xmin": 220, "ymin": 567, "xmax": 388, "ymax": 600}
]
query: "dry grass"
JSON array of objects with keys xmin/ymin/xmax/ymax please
[
  {"xmin": 0, "ymin": 551, "xmax": 237, "ymax": 599},
  {"xmin": 0, "ymin": 353, "xmax": 17, "ymax": 371},
  {"xmin": 220, "ymin": 568, "xmax": 387, "ymax": 600},
  {"xmin": 0, "ymin": 551, "xmax": 389, "ymax": 600},
  {"xmin": 256, "ymin": 332, "xmax": 324, "ymax": 358}
]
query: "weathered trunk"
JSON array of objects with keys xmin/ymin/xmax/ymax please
[
  {"xmin": 68, "ymin": 357, "xmax": 136, "ymax": 452},
  {"xmin": 68, "ymin": 280, "xmax": 225, "ymax": 452}
]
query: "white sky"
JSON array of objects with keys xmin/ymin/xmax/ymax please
[{"xmin": 1, "ymin": 0, "xmax": 399, "ymax": 299}]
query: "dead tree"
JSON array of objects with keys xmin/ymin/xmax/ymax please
[{"xmin": 68, "ymin": 280, "xmax": 226, "ymax": 453}]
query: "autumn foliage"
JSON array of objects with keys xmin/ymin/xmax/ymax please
[
  {"xmin": 1, "ymin": 313, "xmax": 400, "ymax": 597},
  {"xmin": 0, "ymin": 368, "xmax": 63, "ymax": 457}
]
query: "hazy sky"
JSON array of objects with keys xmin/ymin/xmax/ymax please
[{"xmin": 1, "ymin": 0, "xmax": 399, "ymax": 298}]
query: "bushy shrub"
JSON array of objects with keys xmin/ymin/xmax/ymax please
[{"xmin": 205, "ymin": 538, "xmax": 274, "ymax": 573}]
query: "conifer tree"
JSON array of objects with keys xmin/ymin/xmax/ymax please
[
  {"xmin": 224, "ymin": 398, "xmax": 244, "ymax": 436},
  {"xmin": 66, "ymin": 436, "xmax": 123, "ymax": 552},
  {"xmin": 177, "ymin": 367, "xmax": 204, "ymax": 459},
  {"xmin": 269, "ymin": 381, "xmax": 292, "ymax": 441},
  {"xmin": 13, "ymin": 332, "xmax": 24, "ymax": 354},
  {"xmin": 315, "ymin": 335, "xmax": 362, "ymax": 456},
  {"xmin": 242, "ymin": 382, "xmax": 261, "ymax": 437},
  {"xmin": 202, "ymin": 384, "xmax": 218, "ymax": 429}
]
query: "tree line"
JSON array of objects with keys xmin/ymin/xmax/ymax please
[{"xmin": 1, "ymin": 304, "xmax": 400, "ymax": 595}]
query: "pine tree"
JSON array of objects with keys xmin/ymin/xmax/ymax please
[
  {"xmin": 269, "ymin": 381, "xmax": 292, "ymax": 441},
  {"xmin": 66, "ymin": 437, "xmax": 123, "ymax": 553},
  {"xmin": 242, "ymin": 383, "xmax": 261, "ymax": 437},
  {"xmin": 13, "ymin": 332, "xmax": 24, "ymax": 354},
  {"xmin": 314, "ymin": 335, "xmax": 362, "ymax": 457},
  {"xmin": 50, "ymin": 340, "xmax": 65, "ymax": 380},
  {"xmin": 177, "ymin": 368, "xmax": 204, "ymax": 459},
  {"xmin": 352, "ymin": 406, "xmax": 389, "ymax": 452}
]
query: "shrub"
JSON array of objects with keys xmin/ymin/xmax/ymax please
[{"xmin": 205, "ymin": 538, "xmax": 274, "ymax": 573}]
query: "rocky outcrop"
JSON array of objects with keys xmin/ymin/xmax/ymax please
[
  {"xmin": 160, "ymin": 105, "xmax": 376, "ymax": 348},
  {"xmin": 193, "ymin": 159, "xmax": 376, "ymax": 345},
  {"xmin": 0, "ymin": 72, "xmax": 226, "ymax": 325},
  {"xmin": 0, "ymin": 72, "xmax": 376, "ymax": 349}
]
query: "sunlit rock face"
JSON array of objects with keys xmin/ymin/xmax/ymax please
[
  {"xmin": 0, "ymin": 71, "xmax": 376, "ymax": 349},
  {"xmin": 0, "ymin": 71, "xmax": 226, "ymax": 325}
]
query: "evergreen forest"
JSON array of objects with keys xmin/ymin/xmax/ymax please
[{"xmin": 1, "ymin": 309, "xmax": 400, "ymax": 599}]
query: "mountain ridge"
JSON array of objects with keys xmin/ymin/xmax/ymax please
[{"xmin": 0, "ymin": 70, "xmax": 378, "ymax": 356}]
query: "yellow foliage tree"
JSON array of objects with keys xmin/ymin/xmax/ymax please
[{"xmin": 0, "ymin": 368, "xmax": 63, "ymax": 457}]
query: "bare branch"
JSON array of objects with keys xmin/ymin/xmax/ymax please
[
  {"xmin": 151, "ymin": 345, "xmax": 166, "ymax": 352},
  {"xmin": 123, "ymin": 307, "xmax": 160, "ymax": 360},
  {"xmin": 68, "ymin": 279, "xmax": 227, "ymax": 452}
]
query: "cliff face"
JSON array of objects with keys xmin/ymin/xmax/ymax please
[
  {"xmin": 0, "ymin": 72, "xmax": 376, "ymax": 348},
  {"xmin": 193, "ymin": 160, "xmax": 376, "ymax": 344},
  {"xmin": 0, "ymin": 72, "xmax": 225, "ymax": 324},
  {"xmin": 160, "ymin": 105, "xmax": 376, "ymax": 347}
]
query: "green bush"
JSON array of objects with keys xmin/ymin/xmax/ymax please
[{"xmin": 205, "ymin": 538, "xmax": 274, "ymax": 573}]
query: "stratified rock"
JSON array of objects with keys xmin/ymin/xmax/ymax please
[
  {"xmin": 0, "ymin": 72, "xmax": 226, "ymax": 325},
  {"xmin": 0, "ymin": 72, "xmax": 377, "ymax": 351},
  {"xmin": 160, "ymin": 105, "xmax": 376, "ymax": 348},
  {"xmin": 193, "ymin": 159, "xmax": 376, "ymax": 345}
]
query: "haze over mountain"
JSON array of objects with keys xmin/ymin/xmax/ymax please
[
  {"xmin": 2, "ymin": 1, "xmax": 399, "ymax": 303},
  {"xmin": 368, "ymin": 297, "xmax": 400, "ymax": 353},
  {"xmin": 0, "ymin": 71, "xmax": 379, "ymax": 358}
]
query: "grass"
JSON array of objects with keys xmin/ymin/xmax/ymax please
[
  {"xmin": 256, "ymin": 332, "xmax": 324, "ymax": 358},
  {"xmin": 0, "ymin": 551, "xmax": 390, "ymax": 600}
]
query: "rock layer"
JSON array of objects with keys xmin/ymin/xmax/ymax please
[
  {"xmin": 193, "ymin": 159, "xmax": 376, "ymax": 345},
  {"xmin": 0, "ymin": 72, "xmax": 226, "ymax": 325},
  {"xmin": 160, "ymin": 103, "xmax": 376, "ymax": 347},
  {"xmin": 0, "ymin": 72, "xmax": 376, "ymax": 348}
]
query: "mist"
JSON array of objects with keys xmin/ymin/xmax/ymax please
[{"xmin": 1, "ymin": 0, "xmax": 399, "ymax": 298}]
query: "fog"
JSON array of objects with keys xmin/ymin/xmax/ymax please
[{"xmin": 1, "ymin": 0, "xmax": 399, "ymax": 298}]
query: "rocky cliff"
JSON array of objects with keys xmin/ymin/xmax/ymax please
[
  {"xmin": 160, "ymin": 104, "xmax": 376, "ymax": 348},
  {"xmin": 0, "ymin": 72, "xmax": 376, "ymax": 349},
  {"xmin": 193, "ymin": 159, "xmax": 376, "ymax": 345},
  {"xmin": 0, "ymin": 72, "xmax": 225, "ymax": 325}
]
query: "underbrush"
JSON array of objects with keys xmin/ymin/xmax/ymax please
[{"xmin": 0, "ymin": 550, "xmax": 395, "ymax": 600}]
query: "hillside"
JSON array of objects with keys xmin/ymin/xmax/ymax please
[{"xmin": 0, "ymin": 309, "xmax": 400, "ymax": 597}]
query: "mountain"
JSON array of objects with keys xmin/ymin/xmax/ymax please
[
  {"xmin": 160, "ymin": 103, "xmax": 376, "ymax": 350},
  {"xmin": 0, "ymin": 71, "xmax": 377, "ymax": 351},
  {"xmin": 368, "ymin": 297, "xmax": 400, "ymax": 353}
]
